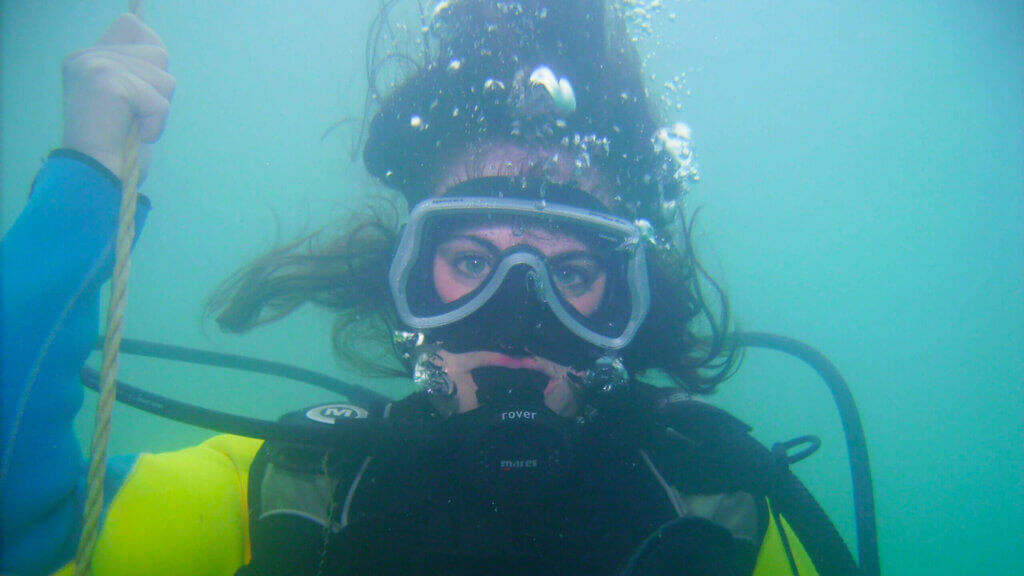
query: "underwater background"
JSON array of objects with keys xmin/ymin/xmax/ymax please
[{"xmin": 2, "ymin": 1, "xmax": 1021, "ymax": 574}]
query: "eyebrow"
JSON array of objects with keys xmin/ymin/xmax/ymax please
[{"xmin": 438, "ymin": 234, "xmax": 501, "ymax": 257}]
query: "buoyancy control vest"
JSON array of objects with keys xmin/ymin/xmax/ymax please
[{"xmin": 235, "ymin": 386, "xmax": 857, "ymax": 576}]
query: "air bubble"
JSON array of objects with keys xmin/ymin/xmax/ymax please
[
  {"xmin": 431, "ymin": 1, "xmax": 451, "ymax": 19},
  {"xmin": 529, "ymin": 65, "xmax": 577, "ymax": 115},
  {"xmin": 484, "ymin": 78, "xmax": 506, "ymax": 92}
]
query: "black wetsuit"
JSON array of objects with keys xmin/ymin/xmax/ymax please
[{"xmin": 236, "ymin": 385, "xmax": 796, "ymax": 576}]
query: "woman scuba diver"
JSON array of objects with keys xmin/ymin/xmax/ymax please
[{"xmin": 1, "ymin": 1, "xmax": 868, "ymax": 575}]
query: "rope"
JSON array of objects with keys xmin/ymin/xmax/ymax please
[{"xmin": 72, "ymin": 4, "xmax": 144, "ymax": 572}]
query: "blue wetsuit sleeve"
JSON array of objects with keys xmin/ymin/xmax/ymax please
[{"xmin": 1, "ymin": 151, "xmax": 150, "ymax": 576}]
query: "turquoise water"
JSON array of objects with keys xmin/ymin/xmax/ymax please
[{"xmin": 2, "ymin": 2, "xmax": 1021, "ymax": 574}]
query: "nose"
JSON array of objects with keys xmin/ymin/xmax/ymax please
[{"xmin": 469, "ymin": 266, "xmax": 558, "ymax": 356}]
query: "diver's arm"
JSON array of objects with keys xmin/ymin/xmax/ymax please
[
  {"xmin": 0, "ymin": 14, "xmax": 172, "ymax": 575},
  {"xmin": 1, "ymin": 169, "xmax": 260, "ymax": 576},
  {"xmin": 0, "ymin": 153, "xmax": 256, "ymax": 576},
  {"xmin": 0, "ymin": 151, "xmax": 150, "ymax": 575}
]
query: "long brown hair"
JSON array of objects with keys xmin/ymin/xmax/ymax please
[{"xmin": 206, "ymin": 198, "xmax": 405, "ymax": 377}]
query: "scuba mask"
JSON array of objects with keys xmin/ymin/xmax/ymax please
[{"xmin": 389, "ymin": 193, "xmax": 651, "ymax": 356}]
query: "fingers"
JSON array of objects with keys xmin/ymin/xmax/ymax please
[
  {"xmin": 84, "ymin": 14, "xmax": 173, "ymax": 124},
  {"xmin": 64, "ymin": 47, "xmax": 174, "ymax": 98},
  {"xmin": 63, "ymin": 50, "xmax": 175, "ymax": 140},
  {"xmin": 61, "ymin": 13, "xmax": 174, "ymax": 179},
  {"xmin": 116, "ymin": 69, "xmax": 172, "ymax": 143},
  {"xmin": 114, "ymin": 56, "xmax": 175, "ymax": 143},
  {"xmin": 114, "ymin": 52, "xmax": 175, "ymax": 99}
]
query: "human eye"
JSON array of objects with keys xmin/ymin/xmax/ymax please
[
  {"xmin": 551, "ymin": 257, "xmax": 602, "ymax": 295},
  {"xmin": 436, "ymin": 235, "xmax": 497, "ymax": 281},
  {"xmin": 452, "ymin": 253, "xmax": 493, "ymax": 279}
]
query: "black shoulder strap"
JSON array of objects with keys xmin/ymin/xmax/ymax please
[{"xmin": 647, "ymin": 394, "xmax": 860, "ymax": 576}]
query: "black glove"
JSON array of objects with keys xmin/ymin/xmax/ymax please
[{"xmin": 618, "ymin": 516, "xmax": 741, "ymax": 576}]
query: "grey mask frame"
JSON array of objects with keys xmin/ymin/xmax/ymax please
[{"xmin": 389, "ymin": 197, "xmax": 650, "ymax": 350}]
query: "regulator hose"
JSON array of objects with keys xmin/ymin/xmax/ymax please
[{"xmin": 733, "ymin": 332, "xmax": 878, "ymax": 576}]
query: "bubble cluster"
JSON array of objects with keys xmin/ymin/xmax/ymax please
[
  {"xmin": 651, "ymin": 121, "xmax": 698, "ymax": 234},
  {"xmin": 413, "ymin": 350, "xmax": 455, "ymax": 397},
  {"xmin": 393, "ymin": 330, "xmax": 426, "ymax": 360},
  {"xmin": 494, "ymin": 2, "xmax": 525, "ymax": 16},
  {"xmin": 616, "ymin": 1, "xmax": 695, "ymax": 114},
  {"xmin": 653, "ymin": 121, "xmax": 698, "ymax": 186},
  {"xmin": 619, "ymin": 0, "xmax": 667, "ymax": 44},
  {"xmin": 559, "ymin": 132, "xmax": 611, "ymax": 179},
  {"xmin": 659, "ymin": 71, "xmax": 693, "ymax": 111}
]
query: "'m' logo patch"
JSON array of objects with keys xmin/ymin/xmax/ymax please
[{"xmin": 305, "ymin": 404, "xmax": 369, "ymax": 424}]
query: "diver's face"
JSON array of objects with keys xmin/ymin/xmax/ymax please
[
  {"xmin": 430, "ymin": 222, "xmax": 610, "ymax": 417},
  {"xmin": 429, "ymin": 144, "xmax": 615, "ymax": 417}
]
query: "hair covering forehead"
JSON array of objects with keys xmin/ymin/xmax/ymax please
[{"xmin": 363, "ymin": 0, "xmax": 682, "ymax": 225}]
